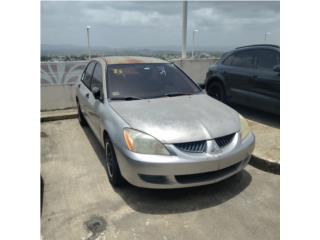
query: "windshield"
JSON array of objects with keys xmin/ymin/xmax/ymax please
[{"xmin": 107, "ymin": 63, "xmax": 201, "ymax": 100}]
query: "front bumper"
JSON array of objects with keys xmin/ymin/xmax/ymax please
[{"xmin": 114, "ymin": 132, "xmax": 255, "ymax": 189}]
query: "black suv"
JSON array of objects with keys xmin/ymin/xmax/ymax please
[{"xmin": 205, "ymin": 44, "xmax": 280, "ymax": 114}]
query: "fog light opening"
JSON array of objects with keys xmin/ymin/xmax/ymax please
[{"xmin": 139, "ymin": 174, "xmax": 168, "ymax": 184}]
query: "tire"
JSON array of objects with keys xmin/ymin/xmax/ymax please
[
  {"xmin": 207, "ymin": 81, "xmax": 226, "ymax": 102},
  {"xmin": 104, "ymin": 136, "xmax": 124, "ymax": 187},
  {"xmin": 77, "ymin": 101, "xmax": 87, "ymax": 126}
]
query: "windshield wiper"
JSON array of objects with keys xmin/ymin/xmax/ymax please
[
  {"xmin": 164, "ymin": 92, "xmax": 192, "ymax": 97},
  {"xmin": 110, "ymin": 96, "xmax": 143, "ymax": 101}
]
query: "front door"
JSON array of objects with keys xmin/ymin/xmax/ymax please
[
  {"xmin": 87, "ymin": 62, "xmax": 104, "ymax": 138},
  {"xmin": 78, "ymin": 61, "xmax": 96, "ymax": 124}
]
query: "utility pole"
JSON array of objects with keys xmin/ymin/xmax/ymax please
[
  {"xmin": 192, "ymin": 29, "xmax": 199, "ymax": 58},
  {"xmin": 181, "ymin": 1, "xmax": 188, "ymax": 59},
  {"xmin": 86, "ymin": 26, "xmax": 91, "ymax": 59}
]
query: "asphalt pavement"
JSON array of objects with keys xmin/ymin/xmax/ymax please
[{"xmin": 41, "ymin": 119, "xmax": 279, "ymax": 240}]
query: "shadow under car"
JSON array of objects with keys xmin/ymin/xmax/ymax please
[{"xmin": 82, "ymin": 124, "xmax": 252, "ymax": 214}]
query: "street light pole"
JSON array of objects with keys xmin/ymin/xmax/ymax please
[
  {"xmin": 264, "ymin": 32, "xmax": 271, "ymax": 43},
  {"xmin": 181, "ymin": 1, "xmax": 188, "ymax": 59},
  {"xmin": 86, "ymin": 26, "xmax": 91, "ymax": 59},
  {"xmin": 192, "ymin": 29, "xmax": 199, "ymax": 59}
]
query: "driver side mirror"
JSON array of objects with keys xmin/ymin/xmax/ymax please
[
  {"xmin": 273, "ymin": 65, "xmax": 280, "ymax": 73},
  {"xmin": 92, "ymin": 87, "xmax": 101, "ymax": 100}
]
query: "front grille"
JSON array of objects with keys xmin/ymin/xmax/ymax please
[
  {"xmin": 174, "ymin": 140, "xmax": 207, "ymax": 153},
  {"xmin": 214, "ymin": 133, "xmax": 235, "ymax": 148},
  {"xmin": 175, "ymin": 161, "xmax": 242, "ymax": 184}
]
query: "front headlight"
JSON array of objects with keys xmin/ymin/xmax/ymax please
[
  {"xmin": 123, "ymin": 128, "xmax": 170, "ymax": 155},
  {"xmin": 239, "ymin": 114, "xmax": 250, "ymax": 140}
]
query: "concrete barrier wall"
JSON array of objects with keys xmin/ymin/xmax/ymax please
[
  {"xmin": 41, "ymin": 58, "xmax": 218, "ymax": 111},
  {"xmin": 41, "ymin": 61, "xmax": 88, "ymax": 85},
  {"xmin": 172, "ymin": 58, "xmax": 219, "ymax": 84},
  {"xmin": 41, "ymin": 61, "xmax": 88, "ymax": 111},
  {"xmin": 41, "ymin": 85, "xmax": 77, "ymax": 110}
]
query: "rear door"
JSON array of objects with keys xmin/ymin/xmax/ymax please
[
  {"xmin": 78, "ymin": 61, "xmax": 96, "ymax": 124},
  {"xmin": 222, "ymin": 50, "xmax": 257, "ymax": 105},
  {"xmin": 252, "ymin": 49, "xmax": 280, "ymax": 113},
  {"xmin": 87, "ymin": 62, "xmax": 105, "ymax": 138}
]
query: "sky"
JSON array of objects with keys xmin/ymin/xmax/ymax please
[{"xmin": 41, "ymin": 1, "xmax": 280, "ymax": 50}]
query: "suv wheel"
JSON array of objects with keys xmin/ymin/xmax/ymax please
[
  {"xmin": 207, "ymin": 81, "xmax": 226, "ymax": 102},
  {"xmin": 105, "ymin": 136, "xmax": 124, "ymax": 187}
]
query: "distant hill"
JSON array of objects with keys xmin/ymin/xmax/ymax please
[
  {"xmin": 41, "ymin": 44, "xmax": 235, "ymax": 56},
  {"xmin": 41, "ymin": 44, "xmax": 89, "ymax": 55}
]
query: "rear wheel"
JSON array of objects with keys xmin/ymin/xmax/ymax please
[
  {"xmin": 105, "ymin": 136, "xmax": 124, "ymax": 187},
  {"xmin": 77, "ymin": 101, "xmax": 87, "ymax": 126},
  {"xmin": 207, "ymin": 81, "xmax": 226, "ymax": 102}
]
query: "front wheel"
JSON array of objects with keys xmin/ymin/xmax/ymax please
[
  {"xmin": 207, "ymin": 81, "xmax": 226, "ymax": 102},
  {"xmin": 105, "ymin": 137, "xmax": 124, "ymax": 187}
]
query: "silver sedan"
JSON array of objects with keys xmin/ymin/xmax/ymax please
[{"xmin": 76, "ymin": 56, "xmax": 255, "ymax": 189}]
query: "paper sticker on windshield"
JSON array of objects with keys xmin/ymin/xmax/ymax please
[
  {"xmin": 112, "ymin": 69, "xmax": 123, "ymax": 75},
  {"xmin": 112, "ymin": 91, "xmax": 120, "ymax": 96}
]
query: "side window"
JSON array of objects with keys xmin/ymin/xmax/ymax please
[
  {"xmin": 80, "ymin": 70, "xmax": 86, "ymax": 82},
  {"xmin": 223, "ymin": 54, "xmax": 235, "ymax": 65},
  {"xmin": 231, "ymin": 50, "xmax": 255, "ymax": 68},
  {"xmin": 256, "ymin": 50, "xmax": 279, "ymax": 70},
  {"xmin": 91, "ymin": 63, "xmax": 103, "ymax": 100},
  {"xmin": 82, "ymin": 62, "xmax": 96, "ymax": 88}
]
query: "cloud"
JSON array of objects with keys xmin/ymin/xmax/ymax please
[
  {"xmin": 83, "ymin": 6, "xmax": 179, "ymax": 28},
  {"xmin": 190, "ymin": 2, "xmax": 279, "ymax": 30},
  {"xmin": 41, "ymin": 1, "xmax": 280, "ymax": 48}
]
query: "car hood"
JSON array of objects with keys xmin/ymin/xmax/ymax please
[{"xmin": 110, "ymin": 94, "xmax": 240, "ymax": 144}]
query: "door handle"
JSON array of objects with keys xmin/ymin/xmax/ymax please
[{"xmin": 85, "ymin": 93, "xmax": 89, "ymax": 98}]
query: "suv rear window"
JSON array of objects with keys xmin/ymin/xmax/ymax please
[
  {"xmin": 223, "ymin": 50, "xmax": 255, "ymax": 68},
  {"xmin": 231, "ymin": 50, "xmax": 255, "ymax": 68}
]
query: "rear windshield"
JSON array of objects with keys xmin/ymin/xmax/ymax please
[{"xmin": 106, "ymin": 63, "xmax": 201, "ymax": 100}]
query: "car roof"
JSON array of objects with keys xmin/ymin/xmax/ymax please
[
  {"xmin": 219, "ymin": 44, "xmax": 279, "ymax": 62},
  {"xmin": 93, "ymin": 56, "xmax": 170, "ymax": 65},
  {"xmin": 235, "ymin": 44, "xmax": 280, "ymax": 50}
]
